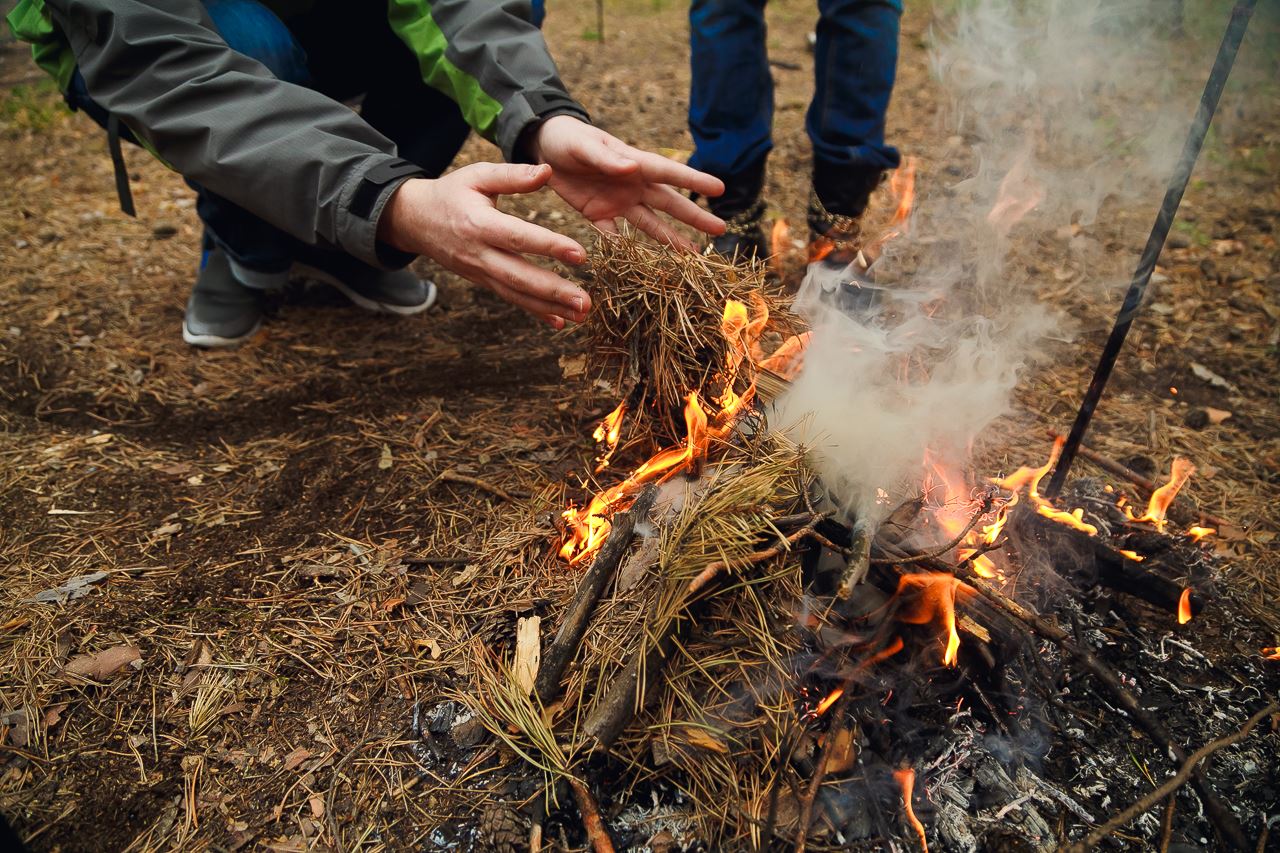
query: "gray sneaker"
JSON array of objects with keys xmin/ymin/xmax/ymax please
[
  {"xmin": 294, "ymin": 253, "xmax": 436, "ymax": 316},
  {"xmin": 182, "ymin": 246, "xmax": 269, "ymax": 348}
]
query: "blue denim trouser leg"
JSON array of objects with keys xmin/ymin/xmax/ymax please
[
  {"xmin": 808, "ymin": 0, "xmax": 901, "ymax": 175},
  {"xmin": 688, "ymin": 0, "xmax": 773, "ymax": 181},
  {"xmin": 688, "ymin": 0, "xmax": 902, "ymax": 211}
]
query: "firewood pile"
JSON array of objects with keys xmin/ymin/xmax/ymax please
[{"xmin": 409, "ymin": 236, "xmax": 1279, "ymax": 853}]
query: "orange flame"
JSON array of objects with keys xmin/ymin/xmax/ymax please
[
  {"xmin": 1187, "ymin": 525, "xmax": 1216, "ymax": 542},
  {"xmin": 562, "ymin": 298, "xmax": 784, "ymax": 565},
  {"xmin": 992, "ymin": 437, "xmax": 1098, "ymax": 535},
  {"xmin": 925, "ymin": 459, "xmax": 1004, "ymax": 580},
  {"xmin": 770, "ymin": 218, "xmax": 790, "ymax": 275},
  {"xmin": 895, "ymin": 574, "xmax": 972, "ymax": 667},
  {"xmin": 1117, "ymin": 549, "xmax": 1144, "ymax": 562},
  {"xmin": 757, "ymin": 331, "xmax": 812, "ymax": 380},
  {"xmin": 815, "ymin": 688, "xmax": 843, "ymax": 717},
  {"xmin": 894, "ymin": 768, "xmax": 929, "ymax": 852},
  {"xmin": 1178, "ymin": 588, "xmax": 1193, "ymax": 625},
  {"xmin": 592, "ymin": 401, "xmax": 627, "ymax": 472},
  {"xmin": 889, "ymin": 157, "xmax": 917, "ymax": 231},
  {"xmin": 1263, "ymin": 647, "xmax": 1280, "ymax": 661},
  {"xmin": 1127, "ymin": 458, "xmax": 1195, "ymax": 533}
]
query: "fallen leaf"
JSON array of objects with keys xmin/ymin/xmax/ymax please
[
  {"xmin": 1189, "ymin": 362, "xmax": 1239, "ymax": 394},
  {"xmin": 451, "ymin": 563, "xmax": 483, "ymax": 588},
  {"xmin": 514, "ymin": 616, "xmax": 541, "ymax": 696},
  {"xmin": 38, "ymin": 308, "xmax": 61, "ymax": 326},
  {"xmin": 558, "ymin": 354, "xmax": 586, "ymax": 378},
  {"xmin": 308, "ymin": 796, "xmax": 325, "ymax": 820},
  {"xmin": 85, "ymin": 433, "xmax": 114, "ymax": 446},
  {"xmin": 677, "ymin": 725, "xmax": 729, "ymax": 754},
  {"xmin": 149, "ymin": 521, "xmax": 182, "ymax": 541},
  {"xmin": 282, "ymin": 747, "xmax": 311, "ymax": 771},
  {"xmin": 1211, "ymin": 238, "xmax": 1244, "ymax": 256},
  {"xmin": 1204, "ymin": 407, "xmax": 1232, "ymax": 425},
  {"xmin": 31, "ymin": 571, "xmax": 109, "ymax": 604},
  {"xmin": 378, "ymin": 444, "xmax": 393, "ymax": 470},
  {"xmin": 64, "ymin": 644, "xmax": 142, "ymax": 680}
]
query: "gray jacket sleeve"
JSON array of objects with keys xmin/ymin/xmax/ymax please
[
  {"xmin": 392, "ymin": 0, "xmax": 590, "ymax": 163},
  {"xmin": 46, "ymin": 0, "xmax": 421, "ymax": 268}
]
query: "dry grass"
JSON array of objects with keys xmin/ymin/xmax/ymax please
[{"xmin": 585, "ymin": 233, "xmax": 803, "ymax": 443}]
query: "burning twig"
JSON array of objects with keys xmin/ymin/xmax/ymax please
[
  {"xmin": 1061, "ymin": 701, "xmax": 1277, "ymax": 853},
  {"xmin": 869, "ymin": 490, "xmax": 996, "ymax": 567},
  {"xmin": 1055, "ymin": 434, "xmax": 1235, "ymax": 530},
  {"xmin": 535, "ymin": 485, "xmax": 660, "ymax": 706},
  {"xmin": 951, "ymin": 567, "xmax": 1252, "ymax": 851}
]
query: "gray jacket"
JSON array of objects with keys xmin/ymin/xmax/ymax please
[{"xmin": 15, "ymin": 0, "xmax": 588, "ymax": 267}]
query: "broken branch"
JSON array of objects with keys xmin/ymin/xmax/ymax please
[{"xmin": 535, "ymin": 485, "xmax": 659, "ymax": 706}]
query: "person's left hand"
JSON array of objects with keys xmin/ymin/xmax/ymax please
[{"xmin": 529, "ymin": 115, "xmax": 726, "ymax": 250}]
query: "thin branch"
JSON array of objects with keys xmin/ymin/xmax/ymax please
[{"xmin": 435, "ymin": 469, "xmax": 526, "ymax": 503}]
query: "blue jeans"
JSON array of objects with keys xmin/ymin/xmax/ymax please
[
  {"xmin": 66, "ymin": 0, "xmax": 477, "ymax": 273},
  {"xmin": 688, "ymin": 0, "xmax": 902, "ymax": 212}
]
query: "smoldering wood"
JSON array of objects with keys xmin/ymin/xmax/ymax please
[
  {"xmin": 950, "ymin": 566, "xmax": 1252, "ymax": 851},
  {"xmin": 1049, "ymin": 432, "xmax": 1234, "ymax": 530},
  {"xmin": 534, "ymin": 485, "xmax": 659, "ymax": 706}
]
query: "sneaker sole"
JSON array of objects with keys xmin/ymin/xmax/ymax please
[
  {"xmin": 293, "ymin": 264, "xmax": 437, "ymax": 316},
  {"xmin": 182, "ymin": 318, "xmax": 262, "ymax": 348}
]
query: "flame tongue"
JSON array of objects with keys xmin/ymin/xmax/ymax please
[
  {"xmin": 1128, "ymin": 458, "xmax": 1196, "ymax": 532},
  {"xmin": 1178, "ymin": 588, "xmax": 1193, "ymax": 625},
  {"xmin": 560, "ymin": 298, "xmax": 810, "ymax": 566},
  {"xmin": 894, "ymin": 768, "xmax": 929, "ymax": 852},
  {"xmin": 593, "ymin": 401, "xmax": 627, "ymax": 472},
  {"xmin": 991, "ymin": 437, "xmax": 1097, "ymax": 535},
  {"xmin": 894, "ymin": 574, "xmax": 971, "ymax": 667}
]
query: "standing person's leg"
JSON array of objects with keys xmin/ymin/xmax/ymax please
[
  {"xmin": 806, "ymin": 0, "xmax": 902, "ymax": 247},
  {"xmin": 689, "ymin": 0, "xmax": 772, "ymax": 259}
]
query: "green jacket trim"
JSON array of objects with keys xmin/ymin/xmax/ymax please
[
  {"xmin": 387, "ymin": 0, "xmax": 503, "ymax": 141},
  {"xmin": 6, "ymin": 0, "xmax": 77, "ymax": 91}
]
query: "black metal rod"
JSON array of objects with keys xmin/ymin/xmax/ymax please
[{"xmin": 1045, "ymin": 0, "xmax": 1257, "ymax": 500}]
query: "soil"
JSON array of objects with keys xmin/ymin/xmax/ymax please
[{"xmin": 1, "ymin": 1, "xmax": 1277, "ymax": 851}]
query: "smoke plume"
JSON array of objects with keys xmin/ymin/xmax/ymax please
[{"xmin": 773, "ymin": 0, "xmax": 1209, "ymax": 523}]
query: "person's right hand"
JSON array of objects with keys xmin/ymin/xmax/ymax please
[{"xmin": 376, "ymin": 163, "xmax": 590, "ymax": 329}]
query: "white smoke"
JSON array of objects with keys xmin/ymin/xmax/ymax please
[{"xmin": 772, "ymin": 0, "xmax": 1203, "ymax": 522}]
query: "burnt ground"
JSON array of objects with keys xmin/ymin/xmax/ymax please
[{"xmin": 1, "ymin": 1, "xmax": 1278, "ymax": 851}]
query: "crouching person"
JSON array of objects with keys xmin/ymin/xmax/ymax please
[{"xmin": 7, "ymin": 0, "xmax": 725, "ymax": 346}]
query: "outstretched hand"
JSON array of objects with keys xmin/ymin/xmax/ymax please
[
  {"xmin": 529, "ymin": 115, "xmax": 725, "ymax": 249},
  {"xmin": 377, "ymin": 163, "xmax": 589, "ymax": 329}
]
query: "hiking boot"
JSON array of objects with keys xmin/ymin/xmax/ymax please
[
  {"xmin": 294, "ymin": 252, "xmax": 436, "ymax": 316},
  {"xmin": 703, "ymin": 155, "xmax": 768, "ymax": 262},
  {"xmin": 182, "ymin": 244, "xmax": 271, "ymax": 347},
  {"xmin": 708, "ymin": 199, "xmax": 768, "ymax": 262},
  {"xmin": 805, "ymin": 185, "xmax": 884, "ymax": 318}
]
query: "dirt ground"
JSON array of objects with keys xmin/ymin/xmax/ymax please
[{"xmin": 1, "ymin": 1, "xmax": 1277, "ymax": 851}]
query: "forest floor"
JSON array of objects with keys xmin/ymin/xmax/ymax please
[{"xmin": 1, "ymin": 1, "xmax": 1277, "ymax": 850}]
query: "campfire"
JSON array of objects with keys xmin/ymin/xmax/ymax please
[{"xmin": 406, "ymin": 222, "xmax": 1277, "ymax": 852}]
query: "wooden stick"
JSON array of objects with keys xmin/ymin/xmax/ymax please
[
  {"xmin": 1061, "ymin": 702, "xmax": 1276, "ymax": 853},
  {"xmin": 569, "ymin": 776, "xmax": 616, "ymax": 853},
  {"xmin": 535, "ymin": 486, "xmax": 659, "ymax": 705},
  {"xmin": 1048, "ymin": 433, "xmax": 1233, "ymax": 529},
  {"xmin": 686, "ymin": 514, "xmax": 823, "ymax": 596},
  {"xmin": 950, "ymin": 565, "xmax": 1251, "ymax": 851},
  {"xmin": 436, "ymin": 469, "xmax": 526, "ymax": 503}
]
